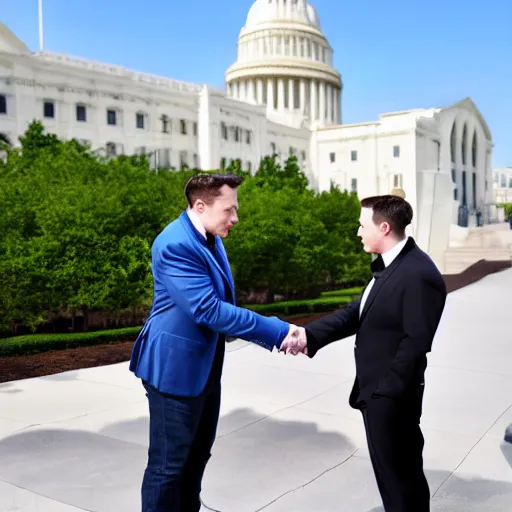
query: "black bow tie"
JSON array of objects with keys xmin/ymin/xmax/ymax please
[
  {"xmin": 206, "ymin": 232, "xmax": 216, "ymax": 250},
  {"xmin": 370, "ymin": 255, "xmax": 385, "ymax": 279}
]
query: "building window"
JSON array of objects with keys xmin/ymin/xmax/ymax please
[
  {"xmin": 472, "ymin": 172, "xmax": 477, "ymax": 209},
  {"xmin": 461, "ymin": 124, "xmax": 467, "ymax": 165},
  {"xmin": 220, "ymin": 157, "xmax": 226, "ymax": 170},
  {"xmin": 329, "ymin": 152, "xmax": 335, "ymax": 163},
  {"xmin": 193, "ymin": 153, "xmax": 198, "ymax": 168},
  {"xmin": 221, "ymin": 123, "xmax": 228, "ymax": 140},
  {"xmin": 471, "ymin": 131, "xmax": 477, "ymax": 167},
  {"xmin": 393, "ymin": 145, "xmax": 400, "ymax": 158},
  {"xmin": 76, "ymin": 104, "xmax": 87, "ymax": 122},
  {"xmin": 270, "ymin": 142, "xmax": 276, "ymax": 155},
  {"xmin": 451, "ymin": 169, "xmax": 456, "ymax": 183},
  {"xmin": 107, "ymin": 109, "xmax": 117, "ymax": 126},
  {"xmin": 180, "ymin": 120, "xmax": 187, "ymax": 135},
  {"xmin": 136, "ymin": 113, "xmax": 145, "ymax": 130},
  {"xmin": 450, "ymin": 122, "xmax": 456, "ymax": 163},
  {"xmin": 0, "ymin": 95, "xmax": 7, "ymax": 114},
  {"xmin": 351, "ymin": 178, "xmax": 358, "ymax": 193},
  {"xmin": 246, "ymin": 130, "xmax": 252, "ymax": 145},
  {"xmin": 179, "ymin": 150, "xmax": 188, "ymax": 168},
  {"xmin": 193, "ymin": 122, "xmax": 198, "ymax": 136},
  {"xmin": 234, "ymin": 127, "xmax": 240, "ymax": 142},
  {"xmin": 44, "ymin": 101, "xmax": 55, "ymax": 119},
  {"xmin": 351, "ymin": 150, "xmax": 357, "ymax": 161},
  {"xmin": 247, "ymin": 161, "xmax": 252, "ymax": 173},
  {"xmin": 301, "ymin": 151, "xmax": 306, "ymax": 161},
  {"xmin": 106, "ymin": 142, "xmax": 117, "ymax": 157},
  {"xmin": 289, "ymin": 146, "xmax": 295, "ymax": 156},
  {"xmin": 161, "ymin": 115, "xmax": 170, "ymax": 133},
  {"xmin": 462, "ymin": 171, "xmax": 467, "ymax": 206},
  {"xmin": 393, "ymin": 174, "xmax": 403, "ymax": 188}
]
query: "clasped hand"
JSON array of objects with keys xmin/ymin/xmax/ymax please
[{"xmin": 280, "ymin": 324, "xmax": 307, "ymax": 356}]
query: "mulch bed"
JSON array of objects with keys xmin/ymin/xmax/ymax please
[{"xmin": 1, "ymin": 259, "xmax": 510, "ymax": 384}]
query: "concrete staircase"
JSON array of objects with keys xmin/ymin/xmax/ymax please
[{"xmin": 443, "ymin": 223, "xmax": 512, "ymax": 274}]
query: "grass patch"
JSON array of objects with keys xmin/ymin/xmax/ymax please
[{"xmin": 0, "ymin": 327, "xmax": 141, "ymax": 357}]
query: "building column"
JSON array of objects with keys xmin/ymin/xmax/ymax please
[
  {"xmin": 278, "ymin": 78, "xmax": 285, "ymax": 111},
  {"xmin": 326, "ymin": 84, "xmax": 332, "ymax": 124},
  {"xmin": 300, "ymin": 79, "xmax": 306, "ymax": 113},
  {"xmin": 247, "ymin": 80, "xmax": 255, "ymax": 103},
  {"xmin": 319, "ymin": 81, "xmax": 325, "ymax": 125},
  {"xmin": 257, "ymin": 79, "xmax": 264, "ymax": 104},
  {"xmin": 310, "ymin": 79, "xmax": 317, "ymax": 122},
  {"xmin": 289, "ymin": 79, "xmax": 295, "ymax": 110},
  {"xmin": 267, "ymin": 79, "xmax": 274, "ymax": 110}
]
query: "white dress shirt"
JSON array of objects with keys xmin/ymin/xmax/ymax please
[
  {"xmin": 187, "ymin": 208, "xmax": 206, "ymax": 239},
  {"xmin": 359, "ymin": 237, "xmax": 409, "ymax": 317}
]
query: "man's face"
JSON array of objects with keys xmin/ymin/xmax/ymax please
[
  {"xmin": 196, "ymin": 185, "xmax": 239, "ymax": 238},
  {"xmin": 357, "ymin": 207, "xmax": 389, "ymax": 254}
]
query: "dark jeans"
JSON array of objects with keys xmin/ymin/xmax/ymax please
[{"xmin": 141, "ymin": 378, "xmax": 221, "ymax": 512}]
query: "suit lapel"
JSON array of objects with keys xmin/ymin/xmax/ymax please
[
  {"xmin": 360, "ymin": 262, "xmax": 400, "ymax": 322},
  {"xmin": 360, "ymin": 238, "xmax": 416, "ymax": 323}
]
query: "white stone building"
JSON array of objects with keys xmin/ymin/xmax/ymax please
[
  {"xmin": 493, "ymin": 168, "xmax": 512, "ymax": 206},
  {"xmin": 0, "ymin": 0, "xmax": 505, "ymax": 271}
]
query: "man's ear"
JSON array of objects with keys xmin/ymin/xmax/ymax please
[{"xmin": 380, "ymin": 221, "xmax": 391, "ymax": 235}]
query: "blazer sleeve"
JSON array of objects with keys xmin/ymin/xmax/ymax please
[
  {"xmin": 304, "ymin": 300, "xmax": 361, "ymax": 358},
  {"xmin": 375, "ymin": 274, "xmax": 447, "ymax": 398},
  {"xmin": 155, "ymin": 242, "xmax": 290, "ymax": 350}
]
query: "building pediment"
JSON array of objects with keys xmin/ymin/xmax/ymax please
[
  {"xmin": 0, "ymin": 22, "xmax": 30, "ymax": 53},
  {"xmin": 443, "ymin": 97, "xmax": 492, "ymax": 142}
]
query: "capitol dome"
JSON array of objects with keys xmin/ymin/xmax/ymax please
[
  {"xmin": 244, "ymin": 0, "xmax": 321, "ymax": 31},
  {"xmin": 225, "ymin": 0, "xmax": 342, "ymax": 128}
]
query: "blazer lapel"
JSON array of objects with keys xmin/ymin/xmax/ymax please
[
  {"xmin": 180, "ymin": 213, "xmax": 235, "ymax": 304},
  {"xmin": 216, "ymin": 239, "xmax": 236, "ymax": 304}
]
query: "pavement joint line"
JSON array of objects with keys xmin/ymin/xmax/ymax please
[
  {"xmin": 0, "ymin": 478, "xmax": 93, "ymax": 511},
  {"xmin": 431, "ymin": 401, "xmax": 512, "ymax": 499},
  {"xmin": 253, "ymin": 448, "xmax": 360, "ymax": 511}
]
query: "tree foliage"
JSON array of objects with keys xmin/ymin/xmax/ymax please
[{"xmin": 0, "ymin": 122, "xmax": 370, "ymax": 333}]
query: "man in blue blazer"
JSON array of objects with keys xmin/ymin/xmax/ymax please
[{"xmin": 130, "ymin": 173, "xmax": 298, "ymax": 512}]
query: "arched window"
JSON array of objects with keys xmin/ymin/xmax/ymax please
[
  {"xmin": 471, "ymin": 131, "xmax": 477, "ymax": 167},
  {"xmin": 450, "ymin": 122, "xmax": 456, "ymax": 163},
  {"xmin": 461, "ymin": 123, "xmax": 467, "ymax": 165}
]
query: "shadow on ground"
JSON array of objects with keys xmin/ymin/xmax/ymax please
[{"xmin": 0, "ymin": 408, "xmax": 510, "ymax": 512}]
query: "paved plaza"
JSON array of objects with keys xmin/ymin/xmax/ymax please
[{"xmin": 0, "ymin": 268, "xmax": 511, "ymax": 511}]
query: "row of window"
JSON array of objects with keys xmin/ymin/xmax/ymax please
[
  {"xmin": 450, "ymin": 122, "xmax": 477, "ymax": 167},
  {"xmin": 238, "ymin": 33, "xmax": 332, "ymax": 66},
  {"xmin": 329, "ymin": 146, "xmax": 400, "ymax": 164},
  {"xmin": 493, "ymin": 172, "xmax": 512, "ymax": 188},
  {"xmin": 102, "ymin": 143, "xmax": 199, "ymax": 168},
  {"xmin": 220, "ymin": 123, "xmax": 252, "ymax": 144},
  {"xmin": 0, "ymin": 95, "xmax": 197, "ymax": 135}
]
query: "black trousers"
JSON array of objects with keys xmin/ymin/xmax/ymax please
[{"xmin": 362, "ymin": 389, "xmax": 430, "ymax": 512}]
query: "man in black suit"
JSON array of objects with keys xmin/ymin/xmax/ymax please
[{"xmin": 282, "ymin": 195, "xmax": 447, "ymax": 512}]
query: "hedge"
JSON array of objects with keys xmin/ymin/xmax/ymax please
[{"xmin": 0, "ymin": 327, "xmax": 141, "ymax": 357}]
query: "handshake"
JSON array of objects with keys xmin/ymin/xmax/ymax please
[{"xmin": 280, "ymin": 325, "xmax": 308, "ymax": 356}]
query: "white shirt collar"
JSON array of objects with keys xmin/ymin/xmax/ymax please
[
  {"xmin": 382, "ymin": 236, "xmax": 408, "ymax": 267},
  {"xmin": 187, "ymin": 208, "xmax": 206, "ymax": 239}
]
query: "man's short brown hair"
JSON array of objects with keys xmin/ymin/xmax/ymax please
[
  {"xmin": 184, "ymin": 173, "xmax": 244, "ymax": 207},
  {"xmin": 360, "ymin": 195, "xmax": 413, "ymax": 238}
]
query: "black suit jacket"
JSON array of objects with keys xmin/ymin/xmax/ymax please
[{"xmin": 305, "ymin": 238, "xmax": 447, "ymax": 409}]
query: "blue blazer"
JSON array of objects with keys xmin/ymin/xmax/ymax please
[{"xmin": 129, "ymin": 211, "xmax": 289, "ymax": 397}]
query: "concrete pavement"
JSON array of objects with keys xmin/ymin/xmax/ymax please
[{"xmin": 0, "ymin": 268, "xmax": 511, "ymax": 511}]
